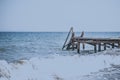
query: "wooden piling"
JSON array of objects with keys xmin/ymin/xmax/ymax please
[
  {"xmin": 104, "ymin": 43, "xmax": 106, "ymax": 50},
  {"xmin": 77, "ymin": 42, "xmax": 80, "ymax": 53},
  {"xmin": 118, "ymin": 42, "xmax": 120, "ymax": 48},
  {"xmin": 112, "ymin": 43, "xmax": 114, "ymax": 48},
  {"xmin": 72, "ymin": 44, "xmax": 74, "ymax": 50},
  {"xmin": 94, "ymin": 44, "xmax": 97, "ymax": 53},
  {"xmin": 98, "ymin": 43, "xmax": 101, "ymax": 52},
  {"xmin": 82, "ymin": 43, "xmax": 85, "ymax": 50},
  {"xmin": 71, "ymin": 32, "xmax": 75, "ymax": 50}
]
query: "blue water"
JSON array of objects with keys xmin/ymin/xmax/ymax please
[{"xmin": 0, "ymin": 32, "xmax": 120, "ymax": 62}]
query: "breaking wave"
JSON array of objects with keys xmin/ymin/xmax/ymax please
[{"xmin": 0, "ymin": 49, "xmax": 120, "ymax": 80}]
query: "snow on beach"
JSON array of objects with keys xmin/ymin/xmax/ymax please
[{"xmin": 0, "ymin": 49, "xmax": 120, "ymax": 80}]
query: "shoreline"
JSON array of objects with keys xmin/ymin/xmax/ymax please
[{"xmin": 0, "ymin": 49, "xmax": 120, "ymax": 80}]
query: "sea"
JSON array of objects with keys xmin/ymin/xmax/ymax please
[
  {"xmin": 0, "ymin": 32, "xmax": 120, "ymax": 62},
  {"xmin": 0, "ymin": 32, "xmax": 120, "ymax": 80}
]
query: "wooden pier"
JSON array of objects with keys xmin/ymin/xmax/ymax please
[{"xmin": 62, "ymin": 27, "xmax": 120, "ymax": 53}]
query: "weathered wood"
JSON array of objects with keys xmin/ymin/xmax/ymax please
[
  {"xmin": 98, "ymin": 43, "xmax": 101, "ymax": 52},
  {"xmin": 118, "ymin": 42, "xmax": 120, "ymax": 48},
  {"xmin": 112, "ymin": 43, "xmax": 114, "ymax": 48},
  {"xmin": 63, "ymin": 27, "xmax": 120, "ymax": 53},
  {"xmin": 66, "ymin": 43, "xmax": 71, "ymax": 50},
  {"xmin": 74, "ymin": 38, "xmax": 120, "ymax": 44},
  {"xmin": 71, "ymin": 32, "xmax": 75, "ymax": 50},
  {"xmin": 75, "ymin": 37, "xmax": 120, "ymax": 41},
  {"xmin": 62, "ymin": 27, "xmax": 73, "ymax": 50},
  {"xmin": 83, "ymin": 43, "xmax": 85, "ymax": 50},
  {"xmin": 86, "ymin": 43, "xmax": 95, "ymax": 46},
  {"xmin": 80, "ymin": 31, "xmax": 85, "ymax": 50},
  {"xmin": 106, "ymin": 43, "xmax": 118, "ymax": 48},
  {"xmin": 72, "ymin": 43, "xmax": 74, "ymax": 50},
  {"xmin": 104, "ymin": 43, "xmax": 106, "ymax": 50},
  {"xmin": 77, "ymin": 42, "xmax": 80, "ymax": 53},
  {"xmin": 94, "ymin": 44, "xmax": 97, "ymax": 53},
  {"xmin": 80, "ymin": 31, "xmax": 84, "ymax": 37}
]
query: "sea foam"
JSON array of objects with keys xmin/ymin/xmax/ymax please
[{"xmin": 0, "ymin": 49, "xmax": 120, "ymax": 80}]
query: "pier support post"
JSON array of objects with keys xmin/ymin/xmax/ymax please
[
  {"xmin": 118, "ymin": 42, "xmax": 120, "ymax": 48},
  {"xmin": 104, "ymin": 43, "xmax": 106, "ymax": 50},
  {"xmin": 94, "ymin": 44, "xmax": 97, "ymax": 53},
  {"xmin": 112, "ymin": 43, "xmax": 114, "ymax": 48},
  {"xmin": 77, "ymin": 42, "xmax": 80, "ymax": 53},
  {"xmin": 98, "ymin": 43, "xmax": 101, "ymax": 52},
  {"xmin": 71, "ymin": 32, "xmax": 75, "ymax": 50},
  {"xmin": 82, "ymin": 43, "xmax": 85, "ymax": 50},
  {"xmin": 72, "ymin": 40, "xmax": 75, "ymax": 50}
]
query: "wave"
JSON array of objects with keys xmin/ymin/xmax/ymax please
[
  {"xmin": 0, "ymin": 49, "xmax": 120, "ymax": 80},
  {"xmin": 0, "ymin": 48, "xmax": 6, "ymax": 52}
]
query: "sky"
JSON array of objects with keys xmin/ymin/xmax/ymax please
[{"xmin": 0, "ymin": 0, "xmax": 120, "ymax": 32}]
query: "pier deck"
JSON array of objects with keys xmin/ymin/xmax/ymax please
[{"xmin": 62, "ymin": 27, "xmax": 120, "ymax": 53}]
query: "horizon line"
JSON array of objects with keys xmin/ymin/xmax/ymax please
[{"xmin": 0, "ymin": 31, "xmax": 120, "ymax": 33}]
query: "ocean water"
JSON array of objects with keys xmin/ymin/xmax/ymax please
[
  {"xmin": 0, "ymin": 32, "xmax": 120, "ymax": 80},
  {"xmin": 0, "ymin": 32, "xmax": 120, "ymax": 62}
]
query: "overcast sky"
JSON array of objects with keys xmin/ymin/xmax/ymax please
[{"xmin": 0, "ymin": 0, "xmax": 120, "ymax": 32}]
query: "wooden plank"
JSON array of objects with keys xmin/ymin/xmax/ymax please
[
  {"xmin": 74, "ymin": 40, "xmax": 120, "ymax": 44},
  {"xmin": 86, "ymin": 43, "xmax": 95, "ymax": 46},
  {"xmin": 75, "ymin": 37, "xmax": 120, "ymax": 41},
  {"xmin": 106, "ymin": 43, "xmax": 118, "ymax": 48},
  {"xmin": 62, "ymin": 27, "xmax": 73, "ymax": 50}
]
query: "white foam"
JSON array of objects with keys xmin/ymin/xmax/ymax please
[{"xmin": 0, "ymin": 49, "xmax": 120, "ymax": 80}]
